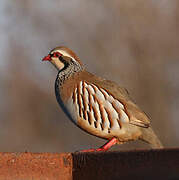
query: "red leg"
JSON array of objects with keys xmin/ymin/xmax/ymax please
[{"xmin": 80, "ymin": 137, "xmax": 118, "ymax": 152}]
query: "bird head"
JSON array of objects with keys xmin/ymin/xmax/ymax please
[{"xmin": 42, "ymin": 46, "xmax": 83, "ymax": 71}]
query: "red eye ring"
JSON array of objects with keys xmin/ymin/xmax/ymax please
[{"xmin": 52, "ymin": 52, "xmax": 62, "ymax": 58}]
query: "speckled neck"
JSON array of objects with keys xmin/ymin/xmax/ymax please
[{"xmin": 55, "ymin": 60, "xmax": 83, "ymax": 88}]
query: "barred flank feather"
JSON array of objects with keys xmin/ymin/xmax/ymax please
[{"xmin": 72, "ymin": 81, "xmax": 129, "ymax": 133}]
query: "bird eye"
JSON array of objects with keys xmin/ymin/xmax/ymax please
[{"xmin": 52, "ymin": 52, "xmax": 62, "ymax": 58}]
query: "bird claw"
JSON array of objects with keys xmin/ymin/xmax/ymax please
[{"xmin": 76, "ymin": 138, "xmax": 118, "ymax": 153}]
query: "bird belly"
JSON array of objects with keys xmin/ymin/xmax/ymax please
[
  {"xmin": 65, "ymin": 98, "xmax": 122, "ymax": 139},
  {"xmin": 64, "ymin": 98, "xmax": 142, "ymax": 141},
  {"xmin": 65, "ymin": 98, "xmax": 79, "ymax": 124}
]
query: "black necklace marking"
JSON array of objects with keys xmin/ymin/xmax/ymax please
[{"xmin": 55, "ymin": 59, "xmax": 83, "ymax": 89}]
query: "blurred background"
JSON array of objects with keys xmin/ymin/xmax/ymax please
[{"xmin": 0, "ymin": 0, "xmax": 179, "ymax": 152}]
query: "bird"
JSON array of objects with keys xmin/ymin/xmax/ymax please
[{"xmin": 42, "ymin": 46, "xmax": 163, "ymax": 152}]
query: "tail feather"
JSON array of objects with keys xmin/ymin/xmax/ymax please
[{"xmin": 139, "ymin": 126, "xmax": 163, "ymax": 148}]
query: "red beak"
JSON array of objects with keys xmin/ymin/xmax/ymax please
[{"xmin": 42, "ymin": 54, "xmax": 51, "ymax": 61}]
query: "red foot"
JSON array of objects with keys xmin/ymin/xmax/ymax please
[
  {"xmin": 80, "ymin": 137, "xmax": 118, "ymax": 152},
  {"xmin": 80, "ymin": 148, "xmax": 106, "ymax": 152}
]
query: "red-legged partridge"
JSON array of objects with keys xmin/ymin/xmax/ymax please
[{"xmin": 42, "ymin": 46, "xmax": 163, "ymax": 151}]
